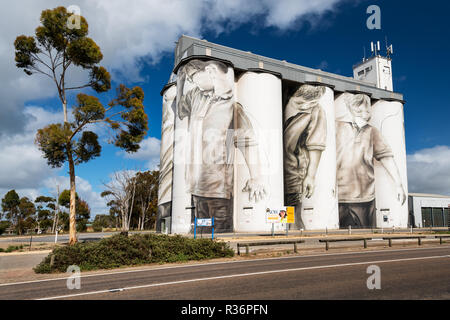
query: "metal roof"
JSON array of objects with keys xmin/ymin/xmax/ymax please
[{"xmin": 173, "ymin": 35, "xmax": 404, "ymax": 102}]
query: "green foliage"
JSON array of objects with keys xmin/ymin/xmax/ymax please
[
  {"xmin": 90, "ymin": 66, "xmax": 111, "ymax": 92},
  {"xmin": 74, "ymin": 131, "xmax": 101, "ymax": 164},
  {"xmin": 92, "ymin": 214, "xmax": 114, "ymax": 232},
  {"xmin": 73, "ymin": 94, "xmax": 105, "ymax": 125},
  {"xmin": 35, "ymin": 123, "xmax": 72, "ymax": 168},
  {"xmin": 58, "ymin": 190, "xmax": 79, "ymax": 208},
  {"xmin": 57, "ymin": 191, "xmax": 89, "ymax": 231},
  {"xmin": 1, "ymin": 190, "xmax": 20, "ymax": 220},
  {"xmin": 14, "ymin": 6, "xmax": 109, "ymax": 94},
  {"xmin": 34, "ymin": 234, "xmax": 234, "ymax": 273},
  {"xmin": 0, "ymin": 245, "xmax": 23, "ymax": 253},
  {"xmin": 0, "ymin": 221, "xmax": 11, "ymax": 235},
  {"xmin": 133, "ymin": 170, "xmax": 159, "ymax": 229},
  {"xmin": 109, "ymin": 85, "xmax": 148, "ymax": 153},
  {"xmin": 35, "ymin": 196, "xmax": 56, "ymax": 233},
  {"xmin": 1, "ymin": 191, "xmax": 36, "ymax": 235},
  {"xmin": 16, "ymin": 197, "xmax": 36, "ymax": 235}
]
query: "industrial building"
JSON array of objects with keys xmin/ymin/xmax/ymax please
[
  {"xmin": 408, "ymin": 193, "xmax": 450, "ymax": 228},
  {"xmin": 156, "ymin": 35, "xmax": 444, "ymax": 234}
]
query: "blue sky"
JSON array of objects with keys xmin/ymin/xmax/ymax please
[{"xmin": 1, "ymin": 0, "xmax": 449, "ymax": 215}]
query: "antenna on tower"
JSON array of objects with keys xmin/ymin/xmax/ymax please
[{"xmin": 385, "ymin": 38, "xmax": 394, "ymax": 59}]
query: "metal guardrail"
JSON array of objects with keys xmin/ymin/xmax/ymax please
[
  {"xmin": 319, "ymin": 238, "xmax": 370, "ymax": 250},
  {"xmin": 434, "ymin": 235, "xmax": 450, "ymax": 245},
  {"xmin": 381, "ymin": 235, "xmax": 427, "ymax": 247},
  {"xmin": 237, "ymin": 240, "xmax": 305, "ymax": 255},
  {"xmin": 318, "ymin": 235, "xmax": 443, "ymax": 250}
]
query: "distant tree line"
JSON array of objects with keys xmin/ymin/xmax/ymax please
[
  {"xmin": 99, "ymin": 170, "xmax": 159, "ymax": 233},
  {"xmin": 0, "ymin": 169, "xmax": 159, "ymax": 236},
  {"xmin": 0, "ymin": 189, "xmax": 90, "ymax": 235}
]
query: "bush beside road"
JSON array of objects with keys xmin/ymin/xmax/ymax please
[{"xmin": 34, "ymin": 233, "xmax": 234, "ymax": 273}]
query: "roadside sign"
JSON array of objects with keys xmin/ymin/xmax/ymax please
[
  {"xmin": 196, "ymin": 218, "xmax": 212, "ymax": 227},
  {"xmin": 266, "ymin": 209, "xmax": 281, "ymax": 224},
  {"xmin": 265, "ymin": 207, "xmax": 295, "ymax": 224},
  {"xmin": 194, "ymin": 217, "xmax": 214, "ymax": 239},
  {"xmin": 286, "ymin": 206, "xmax": 295, "ymax": 224}
]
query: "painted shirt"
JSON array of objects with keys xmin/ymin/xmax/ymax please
[
  {"xmin": 283, "ymin": 105, "xmax": 327, "ymax": 195},
  {"xmin": 336, "ymin": 121, "xmax": 393, "ymax": 203},
  {"xmin": 158, "ymin": 85, "xmax": 176, "ymax": 205},
  {"xmin": 179, "ymin": 86, "xmax": 256, "ymax": 199}
]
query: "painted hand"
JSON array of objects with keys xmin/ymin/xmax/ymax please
[
  {"xmin": 242, "ymin": 179, "xmax": 267, "ymax": 203},
  {"xmin": 303, "ymin": 175, "xmax": 315, "ymax": 199},
  {"xmin": 397, "ymin": 185, "xmax": 406, "ymax": 205}
]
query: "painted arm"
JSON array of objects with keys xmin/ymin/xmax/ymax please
[
  {"xmin": 379, "ymin": 157, "xmax": 406, "ymax": 205},
  {"xmin": 241, "ymin": 145, "xmax": 267, "ymax": 202},
  {"xmin": 235, "ymin": 103, "xmax": 266, "ymax": 202},
  {"xmin": 303, "ymin": 150, "xmax": 323, "ymax": 198}
]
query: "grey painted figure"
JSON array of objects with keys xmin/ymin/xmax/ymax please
[
  {"xmin": 177, "ymin": 59, "xmax": 266, "ymax": 232},
  {"xmin": 336, "ymin": 93, "xmax": 406, "ymax": 228},
  {"xmin": 156, "ymin": 84, "xmax": 176, "ymax": 232},
  {"xmin": 283, "ymin": 84, "xmax": 327, "ymax": 229}
]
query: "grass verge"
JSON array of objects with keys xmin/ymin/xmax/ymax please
[{"xmin": 34, "ymin": 233, "xmax": 234, "ymax": 273}]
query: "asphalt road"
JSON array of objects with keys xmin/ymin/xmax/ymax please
[
  {"xmin": 1, "ymin": 228, "xmax": 447, "ymax": 243},
  {"xmin": 0, "ymin": 246, "xmax": 448, "ymax": 300}
]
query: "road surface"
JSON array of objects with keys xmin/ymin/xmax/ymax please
[{"xmin": 0, "ymin": 246, "xmax": 448, "ymax": 300}]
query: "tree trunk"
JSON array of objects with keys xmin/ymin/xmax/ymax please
[{"xmin": 67, "ymin": 146, "xmax": 77, "ymax": 245}]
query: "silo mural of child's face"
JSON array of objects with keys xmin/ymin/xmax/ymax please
[
  {"xmin": 348, "ymin": 95, "xmax": 371, "ymax": 122},
  {"xmin": 191, "ymin": 64, "xmax": 217, "ymax": 91}
]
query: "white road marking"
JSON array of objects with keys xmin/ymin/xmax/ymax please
[
  {"xmin": 38, "ymin": 254, "xmax": 450, "ymax": 300},
  {"xmin": 1, "ymin": 245, "xmax": 449, "ymax": 287}
]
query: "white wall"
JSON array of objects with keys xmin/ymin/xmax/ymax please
[
  {"xmin": 300, "ymin": 86, "xmax": 339, "ymax": 230},
  {"xmin": 370, "ymin": 100, "xmax": 408, "ymax": 228},
  {"xmin": 234, "ymin": 71, "xmax": 284, "ymax": 232}
]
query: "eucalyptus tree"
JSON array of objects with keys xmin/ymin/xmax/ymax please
[{"xmin": 14, "ymin": 7, "xmax": 148, "ymax": 244}]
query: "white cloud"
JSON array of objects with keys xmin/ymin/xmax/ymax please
[
  {"xmin": 0, "ymin": 0, "xmax": 345, "ymax": 136},
  {"xmin": 407, "ymin": 145, "xmax": 450, "ymax": 196},
  {"xmin": 0, "ymin": 0, "xmax": 346, "ymax": 216},
  {"xmin": 43, "ymin": 176, "xmax": 108, "ymax": 216},
  {"xmin": 121, "ymin": 136, "xmax": 161, "ymax": 170},
  {"xmin": 0, "ymin": 106, "xmax": 63, "ymax": 191}
]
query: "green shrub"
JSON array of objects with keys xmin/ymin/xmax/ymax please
[
  {"xmin": 34, "ymin": 233, "xmax": 234, "ymax": 273},
  {"xmin": 0, "ymin": 221, "xmax": 11, "ymax": 235},
  {"xmin": 4, "ymin": 245, "xmax": 23, "ymax": 253}
]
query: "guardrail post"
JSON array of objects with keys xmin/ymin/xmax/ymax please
[
  {"xmin": 439, "ymin": 237, "xmax": 443, "ymax": 245},
  {"xmin": 325, "ymin": 241, "xmax": 329, "ymax": 251},
  {"xmin": 418, "ymin": 237, "xmax": 422, "ymax": 246},
  {"xmin": 388, "ymin": 238, "xmax": 392, "ymax": 247},
  {"xmin": 237, "ymin": 244, "xmax": 240, "ymax": 255},
  {"xmin": 348, "ymin": 225, "xmax": 351, "ymax": 235},
  {"xmin": 245, "ymin": 244, "xmax": 249, "ymax": 255},
  {"xmin": 294, "ymin": 242, "xmax": 298, "ymax": 253},
  {"xmin": 364, "ymin": 239, "xmax": 367, "ymax": 249}
]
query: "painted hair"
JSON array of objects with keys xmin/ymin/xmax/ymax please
[
  {"xmin": 345, "ymin": 93, "xmax": 370, "ymax": 109},
  {"xmin": 182, "ymin": 59, "xmax": 228, "ymax": 78},
  {"xmin": 293, "ymin": 84, "xmax": 326, "ymax": 101}
]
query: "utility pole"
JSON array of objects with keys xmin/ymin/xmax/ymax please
[{"xmin": 52, "ymin": 185, "xmax": 60, "ymax": 234}]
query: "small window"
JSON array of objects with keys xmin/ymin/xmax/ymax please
[
  {"xmin": 358, "ymin": 70, "xmax": 365, "ymax": 76},
  {"xmin": 383, "ymin": 66, "xmax": 391, "ymax": 74}
]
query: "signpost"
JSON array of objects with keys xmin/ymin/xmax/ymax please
[
  {"xmin": 265, "ymin": 207, "xmax": 295, "ymax": 236},
  {"xmin": 194, "ymin": 217, "xmax": 214, "ymax": 240}
]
